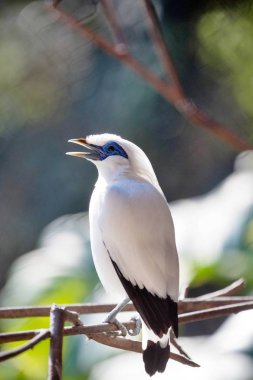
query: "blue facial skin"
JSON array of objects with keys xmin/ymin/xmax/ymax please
[{"xmin": 90, "ymin": 141, "xmax": 128, "ymax": 161}]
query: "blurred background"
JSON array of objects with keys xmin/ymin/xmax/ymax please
[{"xmin": 0, "ymin": 0, "xmax": 253, "ymax": 379}]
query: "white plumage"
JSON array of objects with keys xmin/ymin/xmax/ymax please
[
  {"xmin": 67, "ymin": 133, "xmax": 179, "ymax": 376},
  {"xmin": 94, "ymin": 179, "xmax": 178, "ymax": 299}
]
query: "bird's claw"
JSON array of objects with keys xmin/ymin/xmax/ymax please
[
  {"xmin": 128, "ymin": 315, "xmax": 142, "ymax": 336},
  {"xmin": 104, "ymin": 316, "xmax": 128, "ymax": 337},
  {"xmin": 113, "ymin": 318, "xmax": 128, "ymax": 337}
]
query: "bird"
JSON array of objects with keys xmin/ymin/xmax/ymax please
[{"xmin": 67, "ymin": 133, "xmax": 179, "ymax": 376}]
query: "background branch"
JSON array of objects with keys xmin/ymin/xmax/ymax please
[
  {"xmin": 100, "ymin": 0, "xmax": 128, "ymax": 53},
  {"xmin": 142, "ymin": 0, "xmax": 183, "ymax": 92},
  {"xmin": 46, "ymin": 1, "xmax": 252, "ymax": 151},
  {"xmin": 195, "ymin": 278, "xmax": 245, "ymax": 299}
]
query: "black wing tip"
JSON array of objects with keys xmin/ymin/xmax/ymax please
[
  {"xmin": 143, "ymin": 340, "xmax": 170, "ymax": 377},
  {"xmin": 170, "ymin": 299, "xmax": 178, "ymax": 337},
  {"xmin": 153, "ymin": 297, "xmax": 178, "ymax": 338},
  {"xmin": 111, "ymin": 259, "xmax": 178, "ymax": 338}
]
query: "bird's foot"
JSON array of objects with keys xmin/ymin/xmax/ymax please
[
  {"xmin": 128, "ymin": 315, "xmax": 142, "ymax": 336},
  {"xmin": 103, "ymin": 297, "xmax": 130, "ymax": 337},
  {"xmin": 104, "ymin": 315, "xmax": 128, "ymax": 337}
]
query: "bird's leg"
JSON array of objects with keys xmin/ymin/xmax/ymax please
[
  {"xmin": 170, "ymin": 329, "xmax": 191, "ymax": 359},
  {"xmin": 104, "ymin": 297, "xmax": 130, "ymax": 337},
  {"xmin": 105, "ymin": 297, "xmax": 130, "ymax": 321}
]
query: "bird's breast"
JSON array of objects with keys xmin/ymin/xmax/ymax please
[{"xmin": 89, "ymin": 184, "xmax": 126, "ymax": 298}]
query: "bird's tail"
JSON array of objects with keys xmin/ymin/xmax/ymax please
[{"xmin": 143, "ymin": 339, "xmax": 170, "ymax": 377}]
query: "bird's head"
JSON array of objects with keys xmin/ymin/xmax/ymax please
[{"xmin": 67, "ymin": 133, "xmax": 160, "ymax": 186}]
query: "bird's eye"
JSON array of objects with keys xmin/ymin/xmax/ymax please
[
  {"xmin": 101, "ymin": 142, "xmax": 128, "ymax": 160},
  {"xmin": 107, "ymin": 145, "xmax": 116, "ymax": 152}
]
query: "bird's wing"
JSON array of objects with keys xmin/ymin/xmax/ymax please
[{"xmin": 99, "ymin": 180, "xmax": 179, "ymax": 336}]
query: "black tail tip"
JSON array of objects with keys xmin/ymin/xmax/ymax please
[{"xmin": 143, "ymin": 340, "xmax": 170, "ymax": 377}]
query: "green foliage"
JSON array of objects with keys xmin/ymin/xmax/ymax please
[{"xmin": 197, "ymin": 5, "xmax": 253, "ymax": 128}]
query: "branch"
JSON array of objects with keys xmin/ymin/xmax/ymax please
[
  {"xmin": 0, "ymin": 279, "xmax": 252, "ymax": 369},
  {"xmin": 45, "ymin": 1, "xmax": 253, "ymax": 151},
  {"xmin": 45, "ymin": 3, "xmax": 179, "ymax": 102},
  {"xmin": 179, "ymin": 297, "xmax": 253, "ymax": 313},
  {"xmin": 1, "ymin": 299, "xmax": 253, "ymax": 345},
  {"xmin": 0, "ymin": 279, "xmax": 247, "ymax": 318},
  {"xmin": 48, "ymin": 305, "xmax": 65, "ymax": 380},
  {"xmin": 0, "ymin": 303, "xmax": 135, "ymax": 319},
  {"xmin": 0, "ymin": 330, "xmax": 49, "ymax": 362},
  {"xmin": 179, "ymin": 301, "xmax": 253, "ymax": 324},
  {"xmin": 0, "ymin": 321, "xmax": 198, "ymax": 367},
  {"xmin": 88, "ymin": 332, "xmax": 200, "ymax": 367},
  {"xmin": 2, "ymin": 296, "xmax": 253, "ymax": 318},
  {"xmin": 0, "ymin": 318, "xmax": 199, "ymax": 367},
  {"xmin": 195, "ymin": 278, "xmax": 245, "ymax": 299},
  {"xmin": 100, "ymin": 0, "xmax": 128, "ymax": 53},
  {"xmin": 0, "ymin": 299, "xmax": 248, "ymax": 319},
  {"xmin": 142, "ymin": 0, "xmax": 183, "ymax": 92},
  {"xmin": 0, "ymin": 321, "xmax": 137, "ymax": 344}
]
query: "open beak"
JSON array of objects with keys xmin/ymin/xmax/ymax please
[{"xmin": 66, "ymin": 138, "xmax": 101, "ymax": 160}]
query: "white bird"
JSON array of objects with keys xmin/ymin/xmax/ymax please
[{"xmin": 67, "ymin": 133, "xmax": 179, "ymax": 376}]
